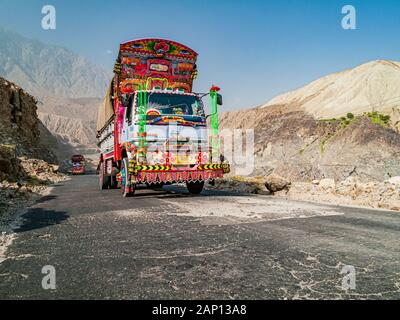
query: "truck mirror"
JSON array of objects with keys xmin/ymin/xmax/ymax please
[{"xmin": 217, "ymin": 94, "xmax": 223, "ymax": 106}]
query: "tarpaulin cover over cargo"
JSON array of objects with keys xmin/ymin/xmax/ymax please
[
  {"xmin": 96, "ymin": 38, "xmax": 198, "ymax": 133},
  {"xmin": 96, "ymin": 81, "xmax": 114, "ymax": 132}
]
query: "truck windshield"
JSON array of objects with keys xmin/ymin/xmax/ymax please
[{"xmin": 142, "ymin": 93, "xmax": 205, "ymax": 117}]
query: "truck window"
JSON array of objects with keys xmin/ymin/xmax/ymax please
[{"xmin": 137, "ymin": 93, "xmax": 205, "ymax": 117}]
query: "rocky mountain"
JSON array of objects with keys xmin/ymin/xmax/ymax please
[
  {"xmin": 262, "ymin": 60, "xmax": 400, "ymax": 128},
  {"xmin": 0, "ymin": 28, "xmax": 110, "ymax": 99},
  {"xmin": 220, "ymin": 60, "xmax": 400, "ymax": 183},
  {"xmin": 38, "ymin": 96, "xmax": 100, "ymax": 121},
  {"xmin": 37, "ymin": 96, "xmax": 101, "ymax": 153},
  {"xmin": 39, "ymin": 112, "xmax": 97, "ymax": 152},
  {"xmin": 0, "ymin": 28, "xmax": 110, "ymax": 155}
]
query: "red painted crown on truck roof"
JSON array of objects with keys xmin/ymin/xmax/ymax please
[
  {"xmin": 120, "ymin": 38, "xmax": 198, "ymax": 60},
  {"xmin": 116, "ymin": 38, "xmax": 198, "ymax": 93}
]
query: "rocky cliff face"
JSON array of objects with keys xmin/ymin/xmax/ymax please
[
  {"xmin": 0, "ymin": 78, "xmax": 39, "ymax": 148},
  {"xmin": 0, "ymin": 77, "xmax": 67, "ymax": 221},
  {"xmin": 0, "ymin": 77, "xmax": 58, "ymax": 181}
]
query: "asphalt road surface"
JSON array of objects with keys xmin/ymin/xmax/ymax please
[{"xmin": 1, "ymin": 175, "xmax": 399, "ymax": 299}]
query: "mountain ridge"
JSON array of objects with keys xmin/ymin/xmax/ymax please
[
  {"xmin": 0, "ymin": 27, "xmax": 111, "ymax": 99},
  {"xmin": 0, "ymin": 28, "xmax": 109, "ymax": 155},
  {"xmin": 261, "ymin": 60, "xmax": 400, "ymax": 122}
]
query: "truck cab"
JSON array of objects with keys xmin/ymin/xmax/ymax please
[{"xmin": 121, "ymin": 91, "xmax": 208, "ymax": 166}]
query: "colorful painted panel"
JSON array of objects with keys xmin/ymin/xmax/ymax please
[
  {"xmin": 118, "ymin": 39, "xmax": 198, "ymax": 92},
  {"xmin": 136, "ymin": 170, "xmax": 224, "ymax": 184}
]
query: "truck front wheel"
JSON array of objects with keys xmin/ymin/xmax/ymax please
[
  {"xmin": 186, "ymin": 181, "xmax": 205, "ymax": 195},
  {"xmin": 110, "ymin": 176, "xmax": 118, "ymax": 189},
  {"xmin": 121, "ymin": 158, "xmax": 135, "ymax": 197}
]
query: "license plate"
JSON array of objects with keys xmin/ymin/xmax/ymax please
[{"xmin": 174, "ymin": 155, "xmax": 189, "ymax": 165}]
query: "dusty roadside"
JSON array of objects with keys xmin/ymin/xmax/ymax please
[
  {"xmin": 209, "ymin": 175, "xmax": 400, "ymax": 213},
  {"xmin": 0, "ymin": 158, "xmax": 68, "ymax": 263},
  {"xmin": 276, "ymin": 178, "xmax": 400, "ymax": 212}
]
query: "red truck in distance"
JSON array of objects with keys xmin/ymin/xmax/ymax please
[{"xmin": 71, "ymin": 155, "xmax": 85, "ymax": 175}]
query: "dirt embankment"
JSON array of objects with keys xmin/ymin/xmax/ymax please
[{"xmin": 0, "ymin": 77, "xmax": 66, "ymax": 224}]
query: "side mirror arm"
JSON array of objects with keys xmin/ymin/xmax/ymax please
[{"xmin": 205, "ymin": 113, "xmax": 218, "ymax": 120}]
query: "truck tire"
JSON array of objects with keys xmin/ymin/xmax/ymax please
[
  {"xmin": 110, "ymin": 176, "xmax": 118, "ymax": 189},
  {"xmin": 186, "ymin": 181, "xmax": 204, "ymax": 195},
  {"xmin": 99, "ymin": 163, "xmax": 110, "ymax": 190},
  {"xmin": 121, "ymin": 158, "xmax": 135, "ymax": 197}
]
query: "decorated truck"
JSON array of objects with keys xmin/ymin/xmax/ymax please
[
  {"xmin": 96, "ymin": 38, "xmax": 229, "ymax": 197},
  {"xmin": 71, "ymin": 155, "xmax": 85, "ymax": 175}
]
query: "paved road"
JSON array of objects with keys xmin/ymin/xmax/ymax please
[{"xmin": 0, "ymin": 175, "xmax": 399, "ymax": 299}]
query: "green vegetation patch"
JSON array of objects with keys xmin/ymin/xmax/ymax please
[
  {"xmin": 365, "ymin": 111, "xmax": 391, "ymax": 127},
  {"xmin": 318, "ymin": 113, "xmax": 358, "ymax": 154},
  {"xmin": 317, "ymin": 111, "xmax": 392, "ymax": 154}
]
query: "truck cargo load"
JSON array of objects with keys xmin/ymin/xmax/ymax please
[{"xmin": 96, "ymin": 81, "xmax": 114, "ymax": 133}]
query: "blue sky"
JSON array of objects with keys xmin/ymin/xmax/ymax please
[{"xmin": 0, "ymin": 0, "xmax": 400, "ymax": 110}]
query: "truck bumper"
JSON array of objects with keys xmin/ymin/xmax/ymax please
[{"xmin": 128, "ymin": 162, "xmax": 230, "ymax": 184}]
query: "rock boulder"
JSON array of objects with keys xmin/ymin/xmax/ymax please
[{"xmin": 264, "ymin": 174, "xmax": 291, "ymax": 193}]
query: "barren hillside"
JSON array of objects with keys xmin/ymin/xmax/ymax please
[
  {"xmin": 38, "ymin": 112, "xmax": 97, "ymax": 152},
  {"xmin": 37, "ymin": 96, "xmax": 101, "ymax": 153},
  {"xmin": 262, "ymin": 60, "xmax": 400, "ymax": 128},
  {"xmin": 220, "ymin": 60, "xmax": 400, "ymax": 182}
]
